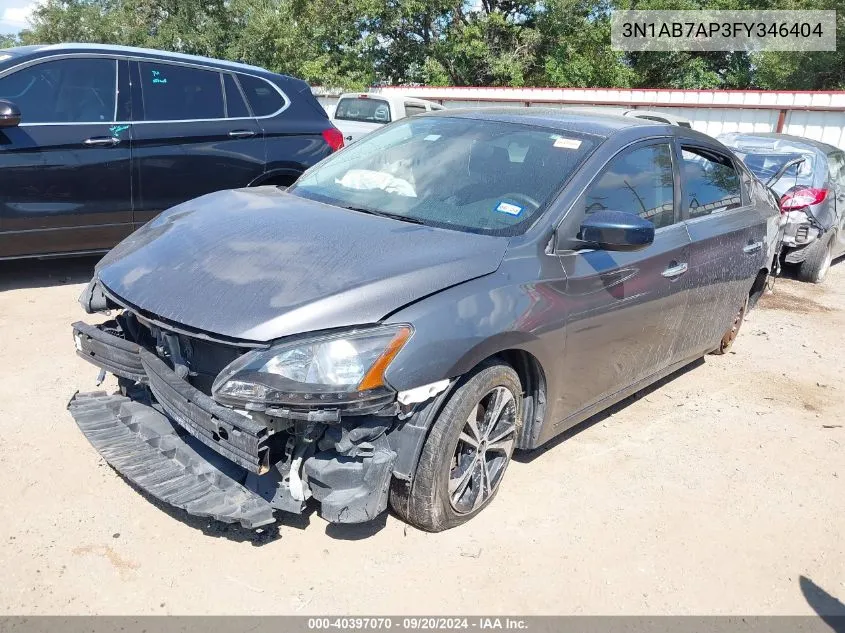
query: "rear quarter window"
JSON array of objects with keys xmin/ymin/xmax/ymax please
[{"xmin": 237, "ymin": 73, "xmax": 285, "ymax": 117}]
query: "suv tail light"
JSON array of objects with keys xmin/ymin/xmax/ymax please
[
  {"xmin": 322, "ymin": 127, "xmax": 345, "ymax": 152},
  {"xmin": 779, "ymin": 187, "xmax": 827, "ymax": 213}
]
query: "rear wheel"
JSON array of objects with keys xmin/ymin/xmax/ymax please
[
  {"xmin": 797, "ymin": 232, "xmax": 834, "ymax": 283},
  {"xmin": 391, "ymin": 362, "xmax": 521, "ymax": 532},
  {"xmin": 711, "ymin": 296, "xmax": 748, "ymax": 355}
]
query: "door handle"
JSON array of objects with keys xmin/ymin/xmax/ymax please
[
  {"xmin": 662, "ymin": 262, "xmax": 689, "ymax": 278},
  {"xmin": 228, "ymin": 129, "xmax": 256, "ymax": 138},
  {"xmin": 83, "ymin": 136, "xmax": 120, "ymax": 147},
  {"xmin": 743, "ymin": 241, "xmax": 763, "ymax": 254}
]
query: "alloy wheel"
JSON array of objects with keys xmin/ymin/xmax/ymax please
[
  {"xmin": 448, "ymin": 386, "xmax": 517, "ymax": 514},
  {"xmin": 818, "ymin": 243, "xmax": 833, "ymax": 282}
]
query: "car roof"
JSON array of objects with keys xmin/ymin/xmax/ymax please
[
  {"xmin": 3, "ymin": 43, "xmax": 281, "ymax": 77},
  {"xmin": 723, "ymin": 132, "xmax": 839, "ymax": 155},
  {"xmin": 424, "ymin": 106, "xmax": 713, "ymax": 141}
]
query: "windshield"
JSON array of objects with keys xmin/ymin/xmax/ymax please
[
  {"xmin": 335, "ymin": 97, "xmax": 392, "ymax": 124},
  {"xmin": 289, "ymin": 116, "xmax": 598, "ymax": 236}
]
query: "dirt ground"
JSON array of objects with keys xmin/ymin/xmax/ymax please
[{"xmin": 0, "ymin": 256, "xmax": 843, "ymax": 616}]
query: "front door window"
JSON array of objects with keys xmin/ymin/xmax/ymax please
[{"xmin": 0, "ymin": 57, "xmax": 117, "ymax": 124}]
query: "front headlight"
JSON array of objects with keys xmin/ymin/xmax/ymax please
[{"xmin": 211, "ymin": 325, "xmax": 412, "ymax": 409}]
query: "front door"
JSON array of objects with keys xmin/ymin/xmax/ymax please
[
  {"xmin": 554, "ymin": 140, "xmax": 692, "ymax": 420},
  {"xmin": 0, "ymin": 56, "xmax": 133, "ymax": 257},
  {"xmin": 130, "ymin": 60, "xmax": 265, "ymax": 225}
]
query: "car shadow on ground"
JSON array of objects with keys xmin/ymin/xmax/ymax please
[
  {"xmin": 777, "ymin": 253, "xmax": 845, "ymax": 282},
  {"xmin": 325, "ymin": 513, "xmax": 389, "ymax": 540},
  {"xmin": 116, "ymin": 470, "xmax": 317, "ymax": 547},
  {"xmin": 118, "ymin": 467, "xmax": 391, "ymax": 543},
  {"xmin": 0, "ymin": 255, "xmax": 100, "ymax": 292},
  {"xmin": 514, "ymin": 357, "xmax": 705, "ymax": 465},
  {"xmin": 799, "ymin": 575, "xmax": 845, "ymax": 626}
]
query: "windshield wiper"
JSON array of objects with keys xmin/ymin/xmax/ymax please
[{"xmin": 341, "ymin": 205, "xmax": 426, "ymax": 225}]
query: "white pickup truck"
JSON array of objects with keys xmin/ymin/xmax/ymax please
[{"xmin": 329, "ymin": 93, "xmax": 445, "ymax": 144}]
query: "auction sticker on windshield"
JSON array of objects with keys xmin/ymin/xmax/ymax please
[
  {"xmin": 553, "ymin": 137, "xmax": 583, "ymax": 149},
  {"xmin": 495, "ymin": 201, "xmax": 524, "ymax": 216}
]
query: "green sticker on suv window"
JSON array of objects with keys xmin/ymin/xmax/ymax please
[{"xmin": 151, "ymin": 69, "xmax": 167, "ymax": 85}]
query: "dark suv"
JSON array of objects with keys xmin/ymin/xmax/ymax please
[{"xmin": 0, "ymin": 44, "xmax": 343, "ymax": 259}]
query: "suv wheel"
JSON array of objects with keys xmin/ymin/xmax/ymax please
[
  {"xmin": 798, "ymin": 232, "xmax": 834, "ymax": 283},
  {"xmin": 391, "ymin": 362, "xmax": 521, "ymax": 532}
]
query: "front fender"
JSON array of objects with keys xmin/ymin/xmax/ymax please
[{"xmin": 382, "ymin": 266, "xmax": 562, "ymax": 396}]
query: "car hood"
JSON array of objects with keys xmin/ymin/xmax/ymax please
[{"xmin": 95, "ymin": 187, "xmax": 509, "ymax": 342}]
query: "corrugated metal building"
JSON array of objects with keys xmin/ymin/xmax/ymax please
[{"xmin": 325, "ymin": 86, "xmax": 845, "ymax": 149}]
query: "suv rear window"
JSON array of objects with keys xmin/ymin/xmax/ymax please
[{"xmin": 335, "ymin": 97, "xmax": 391, "ymax": 124}]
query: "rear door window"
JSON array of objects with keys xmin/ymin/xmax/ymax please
[
  {"xmin": 583, "ymin": 143, "xmax": 676, "ymax": 229},
  {"xmin": 223, "ymin": 73, "xmax": 250, "ymax": 118},
  {"xmin": 237, "ymin": 74, "xmax": 284, "ymax": 117},
  {"xmin": 335, "ymin": 97, "xmax": 391, "ymax": 124},
  {"xmin": 0, "ymin": 57, "xmax": 116, "ymax": 123},
  {"xmin": 139, "ymin": 62, "xmax": 224, "ymax": 121},
  {"xmin": 681, "ymin": 147, "xmax": 743, "ymax": 218}
]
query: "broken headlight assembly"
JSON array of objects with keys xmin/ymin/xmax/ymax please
[{"xmin": 211, "ymin": 325, "xmax": 412, "ymax": 413}]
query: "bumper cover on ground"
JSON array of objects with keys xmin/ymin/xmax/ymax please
[{"xmin": 68, "ymin": 391, "xmax": 276, "ymax": 529}]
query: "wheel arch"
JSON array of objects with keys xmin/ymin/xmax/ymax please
[{"xmin": 388, "ymin": 345, "xmax": 548, "ymax": 485}]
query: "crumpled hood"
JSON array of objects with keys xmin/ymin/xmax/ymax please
[{"xmin": 95, "ymin": 187, "xmax": 508, "ymax": 342}]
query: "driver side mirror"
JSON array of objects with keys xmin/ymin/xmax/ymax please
[
  {"xmin": 555, "ymin": 209, "xmax": 655, "ymax": 252},
  {"xmin": 0, "ymin": 99, "xmax": 21, "ymax": 128}
]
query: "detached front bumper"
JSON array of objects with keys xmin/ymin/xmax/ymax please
[
  {"xmin": 68, "ymin": 391, "xmax": 277, "ymax": 528},
  {"xmin": 69, "ymin": 321, "xmax": 397, "ymax": 528}
]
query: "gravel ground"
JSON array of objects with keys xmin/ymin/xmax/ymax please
[{"xmin": 0, "ymin": 256, "xmax": 843, "ymax": 615}]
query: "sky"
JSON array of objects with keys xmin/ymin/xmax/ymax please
[{"xmin": 0, "ymin": 0, "xmax": 36, "ymax": 35}]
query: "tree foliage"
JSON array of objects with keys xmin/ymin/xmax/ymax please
[{"xmin": 11, "ymin": 0, "xmax": 845, "ymax": 90}]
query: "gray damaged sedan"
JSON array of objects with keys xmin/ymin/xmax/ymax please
[{"xmin": 70, "ymin": 109, "xmax": 778, "ymax": 531}]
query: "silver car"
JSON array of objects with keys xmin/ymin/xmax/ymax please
[{"xmin": 721, "ymin": 132, "xmax": 845, "ymax": 283}]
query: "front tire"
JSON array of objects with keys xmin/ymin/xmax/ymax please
[
  {"xmin": 391, "ymin": 361, "xmax": 522, "ymax": 532},
  {"xmin": 797, "ymin": 232, "xmax": 834, "ymax": 283}
]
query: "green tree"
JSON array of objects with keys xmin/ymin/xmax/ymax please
[
  {"xmin": 1, "ymin": 33, "xmax": 19, "ymax": 48},
  {"xmin": 538, "ymin": 0, "xmax": 635, "ymax": 87},
  {"xmin": 753, "ymin": 0, "xmax": 845, "ymax": 90},
  {"xmin": 12, "ymin": 0, "xmax": 845, "ymax": 91}
]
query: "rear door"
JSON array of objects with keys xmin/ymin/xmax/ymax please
[
  {"xmin": 554, "ymin": 139, "xmax": 692, "ymax": 416},
  {"xmin": 130, "ymin": 60, "xmax": 264, "ymax": 225},
  {"xmin": 674, "ymin": 140, "xmax": 765, "ymax": 357},
  {"xmin": 0, "ymin": 55, "xmax": 133, "ymax": 257}
]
